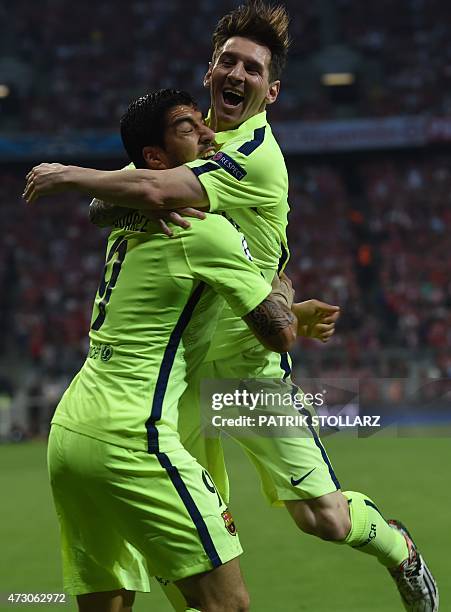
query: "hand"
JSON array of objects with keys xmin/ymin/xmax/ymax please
[
  {"xmin": 146, "ymin": 207, "xmax": 207, "ymax": 237},
  {"xmin": 292, "ymin": 300, "xmax": 340, "ymax": 342},
  {"xmin": 271, "ymin": 272, "xmax": 295, "ymax": 308},
  {"xmin": 23, "ymin": 163, "xmax": 70, "ymax": 203}
]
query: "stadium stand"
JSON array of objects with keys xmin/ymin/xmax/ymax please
[
  {"xmin": 1, "ymin": 0, "xmax": 450, "ymax": 436},
  {"xmin": 3, "ymin": 0, "xmax": 451, "ymax": 131},
  {"xmin": 1, "ymin": 154, "xmax": 449, "ymax": 436}
]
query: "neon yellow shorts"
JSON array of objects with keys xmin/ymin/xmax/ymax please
[
  {"xmin": 178, "ymin": 345, "xmax": 340, "ymax": 507},
  {"xmin": 47, "ymin": 425, "xmax": 242, "ymax": 595}
]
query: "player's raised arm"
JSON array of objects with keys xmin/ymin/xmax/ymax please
[{"xmin": 23, "ymin": 162, "xmax": 209, "ymax": 210}]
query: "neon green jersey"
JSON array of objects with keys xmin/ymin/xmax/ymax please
[
  {"xmin": 185, "ymin": 111, "xmax": 290, "ymax": 360},
  {"xmin": 52, "ymin": 214, "xmax": 271, "ymax": 452}
]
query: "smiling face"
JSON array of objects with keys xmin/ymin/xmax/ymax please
[
  {"xmin": 143, "ymin": 104, "xmax": 216, "ymax": 170},
  {"xmin": 205, "ymin": 36, "xmax": 280, "ymax": 132}
]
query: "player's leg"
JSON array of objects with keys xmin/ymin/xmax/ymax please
[
  {"xmin": 175, "ymin": 558, "xmax": 250, "ymax": 612},
  {"xmin": 103, "ymin": 443, "xmax": 246, "ymax": 611},
  {"xmin": 47, "ymin": 425, "xmax": 151, "ymax": 598},
  {"xmin": 285, "ymin": 491, "xmax": 408, "ymax": 565},
  {"xmin": 286, "ymin": 491, "xmax": 438, "ymax": 610},
  {"xmin": 284, "ymin": 490, "xmax": 350, "ymax": 540},
  {"xmin": 49, "ymin": 423, "xmax": 248, "ymax": 611},
  {"xmin": 212, "ymin": 347, "xmax": 438, "ymax": 610},
  {"xmin": 178, "ymin": 365, "xmax": 230, "ymax": 503},
  {"xmin": 240, "ymin": 409, "xmax": 438, "ymax": 609},
  {"xmin": 76, "ymin": 589, "xmax": 135, "ymax": 612}
]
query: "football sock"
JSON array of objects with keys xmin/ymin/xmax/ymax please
[{"xmin": 342, "ymin": 491, "xmax": 409, "ymax": 568}]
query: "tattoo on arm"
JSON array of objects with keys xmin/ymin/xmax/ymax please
[
  {"xmin": 244, "ymin": 296, "xmax": 296, "ymax": 337},
  {"xmin": 89, "ymin": 198, "xmax": 131, "ymax": 228},
  {"xmin": 271, "ymin": 272, "xmax": 295, "ymax": 309}
]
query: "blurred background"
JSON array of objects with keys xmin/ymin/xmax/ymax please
[
  {"xmin": 1, "ymin": 2, "xmax": 450, "ymax": 611},
  {"xmin": 0, "ymin": 0, "xmax": 449, "ymax": 439}
]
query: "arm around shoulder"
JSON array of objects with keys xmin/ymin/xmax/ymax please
[
  {"xmin": 24, "ymin": 162, "xmax": 209, "ymax": 211},
  {"xmin": 89, "ymin": 198, "xmax": 130, "ymax": 227},
  {"xmin": 77, "ymin": 165, "xmax": 208, "ymax": 211}
]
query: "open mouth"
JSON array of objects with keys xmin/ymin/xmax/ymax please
[
  {"xmin": 200, "ymin": 146, "xmax": 216, "ymax": 159},
  {"xmin": 222, "ymin": 89, "xmax": 244, "ymax": 107}
]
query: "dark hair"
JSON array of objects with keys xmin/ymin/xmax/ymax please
[
  {"xmin": 120, "ymin": 88, "xmax": 196, "ymax": 168},
  {"xmin": 212, "ymin": 1, "xmax": 290, "ymax": 82}
]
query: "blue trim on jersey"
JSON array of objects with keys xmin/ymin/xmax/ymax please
[
  {"xmin": 280, "ymin": 353, "xmax": 291, "ymax": 381},
  {"xmin": 190, "ymin": 161, "xmax": 220, "ymax": 177},
  {"xmin": 156, "ymin": 451, "xmax": 222, "ymax": 568},
  {"xmin": 237, "ymin": 126, "xmax": 266, "ymax": 156},
  {"xmin": 211, "ymin": 151, "xmax": 246, "ymax": 181},
  {"xmin": 221, "ymin": 211, "xmax": 241, "ymax": 232},
  {"xmin": 146, "ymin": 282, "xmax": 205, "ymax": 453},
  {"xmin": 277, "ymin": 243, "xmax": 289, "ymax": 274},
  {"xmin": 299, "ymin": 403, "xmax": 341, "ymax": 490}
]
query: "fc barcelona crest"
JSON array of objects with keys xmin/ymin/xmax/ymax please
[{"xmin": 221, "ymin": 508, "xmax": 237, "ymax": 536}]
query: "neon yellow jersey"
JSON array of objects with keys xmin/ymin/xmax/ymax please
[
  {"xmin": 52, "ymin": 214, "xmax": 271, "ymax": 452},
  {"xmin": 185, "ymin": 111, "xmax": 290, "ymax": 360}
]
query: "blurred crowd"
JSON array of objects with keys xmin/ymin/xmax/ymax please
[
  {"xmin": 3, "ymin": 0, "xmax": 451, "ymax": 131},
  {"xmin": 2, "ymin": 0, "xmax": 451, "ymax": 437},
  {"xmin": 287, "ymin": 157, "xmax": 451, "ymax": 382},
  {"xmin": 2, "ymin": 154, "xmax": 450, "ymax": 385}
]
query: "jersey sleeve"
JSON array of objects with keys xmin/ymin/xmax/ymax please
[
  {"xmin": 182, "ymin": 215, "xmax": 271, "ymax": 317},
  {"xmin": 185, "ymin": 132, "xmax": 286, "ymax": 214}
]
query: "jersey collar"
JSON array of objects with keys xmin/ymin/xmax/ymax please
[{"xmin": 207, "ymin": 111, "xmax": 268, "ymax": 146}]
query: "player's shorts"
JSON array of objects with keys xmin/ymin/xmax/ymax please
[
  {"xmin": 47, "ymin": 425, "xmax": 242, "ymax": 596},
  {"xmin": 178, "ymin": 346, "xmax": 340, "ymax": 507}
]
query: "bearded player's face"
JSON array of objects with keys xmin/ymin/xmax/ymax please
[
  {"xmin": 162, "ymin": 105, "xmax": 216, "ymax": 167},
  {"xmin": 205, "ymin": 36, "xmax": 280, "ymax": 132}
]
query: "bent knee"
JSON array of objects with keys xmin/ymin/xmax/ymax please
[
  {"xmin": 309, "ymin": 510, "xmax": 350, "ymax": 541},
  {"xmin": 287, "ymin": 498, "xmax": 351, "ymax": 541}
]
